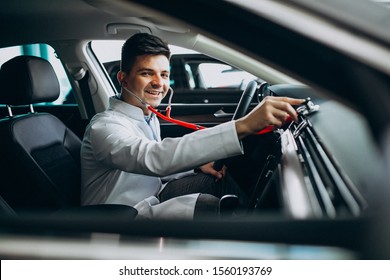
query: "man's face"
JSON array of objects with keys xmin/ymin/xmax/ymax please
[{"xmin": 119, "ymin": 54, "xmax": 170, "ymax": 114}]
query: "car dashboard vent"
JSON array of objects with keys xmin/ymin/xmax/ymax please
[{"xmin": 279, "ymin": 117, "xmax": 368, "ymax": 219}]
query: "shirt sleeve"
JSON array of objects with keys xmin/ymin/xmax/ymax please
[{"xmin": 89, "ymin": 116, "xmax": 243, "ymax": 177}]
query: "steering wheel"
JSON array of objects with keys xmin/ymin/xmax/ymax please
[
  {"xmin": 213, "ymin": 80, "xmax": 258, "ymax": 171},
  {"xmin": 257, "ymin": 81, "xmax": 271, "ymax": 103}
]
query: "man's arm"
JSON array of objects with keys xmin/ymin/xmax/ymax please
[{"xmin": 235, "ymin": 96, "xmax": 304, "ymax": 140}]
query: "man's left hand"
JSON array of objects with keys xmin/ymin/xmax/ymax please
[{"xmin": 199, "ymin": 162, "xmax": 227, "ymax": 182}]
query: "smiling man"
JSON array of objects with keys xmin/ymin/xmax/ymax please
[
  {"xmin": 117, "ymin": 40, "xmax": 171, "ymax": 112},
  {"xmin": 80, "ymin": 33, "xmax": 303, "ymax": 220}
]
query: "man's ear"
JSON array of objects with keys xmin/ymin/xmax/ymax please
[{"xmin": 117, "ymin": 71, "xmax": 126, "ymax": 86}]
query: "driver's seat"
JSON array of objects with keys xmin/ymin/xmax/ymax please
[{"xmin": 0, "ymin": 55, "xmax": 137, "ymax": 218}]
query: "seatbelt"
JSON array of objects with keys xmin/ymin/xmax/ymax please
[{"xmin": 77, "ymin": 70, "xmax": 96, "ymax": 118}]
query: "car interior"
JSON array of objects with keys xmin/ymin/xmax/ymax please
[
  {"xmin": 0, "ymin": 55, "xmax": 138, "ymax": 219},
  {"xmin": 0, "ymin": 0, "xmax": 390, "ymax": 260}
]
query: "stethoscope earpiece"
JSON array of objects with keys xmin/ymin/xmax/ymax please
[{"xmin": 166, "ymin": 87, "xmax": 174, "ymax": 106}]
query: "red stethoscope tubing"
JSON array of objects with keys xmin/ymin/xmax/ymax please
[
  {"xmin": 148, "ymin": 106, "xmax": 206, "ymax": 130},
  {"xmin": 148, "ymin": 105, "xmax": 292, "ymax": 134}
]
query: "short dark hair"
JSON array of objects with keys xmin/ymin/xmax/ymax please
[{"xmin": 120, "ymin": 33, "xmax": 171, "ymax": 73}]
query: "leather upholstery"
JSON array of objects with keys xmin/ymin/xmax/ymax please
[
  {"xmin": 0, "ymin": 56, "xmax": 81, "ymax": 211},
  {"xmin": 0, "ymin": 113, "xmax": 81, "ymax": 210},
  {"xmin": 0, "ymin": 55, "xmax": 60, "ymax": 105}
]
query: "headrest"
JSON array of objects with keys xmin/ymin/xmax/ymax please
[{"xmin": 0, "ymin": 55, "xmax": 60, "ymax": 105}]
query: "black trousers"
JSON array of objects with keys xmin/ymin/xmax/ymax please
[{"xmin": 159, "ymin": 173, "xmax": 248, "ymax": 219}]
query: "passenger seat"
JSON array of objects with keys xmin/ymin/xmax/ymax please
[{"xmin": 0, "ymin": 55, "xmax": 137, "ymax": 219}]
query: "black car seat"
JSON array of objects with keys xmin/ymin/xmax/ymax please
[{"xmin": 0, "ymin": 55, "xmax": 137, "ymax": 219}]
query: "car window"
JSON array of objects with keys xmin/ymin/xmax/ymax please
[
  {"xmin": 91, "ymin": 40, "xmax": 255, "ymax": 104},
  {"xmin": 0, "ymin": 44, "xmax": 74, "ymax": 105},
  {"xmin": 195, "ymin": 62, "xmax": 256, "ymax": 89}
]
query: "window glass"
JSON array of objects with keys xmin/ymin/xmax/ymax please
[
  {"xmin": 0, "ymin": 44, "xmax": 74, "ymax": 105},
  {"xmin": 198, "ymin": 63, "xmax": 256, "ymax": 89}
]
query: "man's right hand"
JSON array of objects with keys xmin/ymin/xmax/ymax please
[{"xmin": 235, "ymin": 96, "xmax": 305, "ymax": 140}]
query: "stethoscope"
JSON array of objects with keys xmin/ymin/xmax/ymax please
[
  {"xmin": 121, "ymin": 85, "xmax": 286, "ymax": 134},
  {"xmin": 122, "ymin": 86, "xmax": 206, "ymax": 130}
]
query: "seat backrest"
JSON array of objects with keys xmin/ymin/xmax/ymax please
[{"xmin": 0, "ymin": 55, "xmax": 82, "ymax": 213}]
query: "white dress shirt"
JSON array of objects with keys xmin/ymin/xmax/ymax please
[{"xmin": 80, "ymin": 96, "xmax": 243, "ymax": 219}]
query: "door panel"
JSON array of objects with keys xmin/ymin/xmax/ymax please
[
  {"xmin": 164, "ymin": 88, "xmax": 243, "ymax": 104},
  {"xmin": 157, "ymin": 102, "xmax": 232, "ymax": 138},
  {"xmin": 157, "ymin": 102, "xmax": 257, "ymax": 138}
]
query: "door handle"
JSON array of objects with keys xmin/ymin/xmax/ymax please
[{"xmin": 214, "ymin": 109, "xmax": 234, "ymax": 118}]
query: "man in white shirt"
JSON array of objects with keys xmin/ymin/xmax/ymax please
[{"xmin": 81, "ymin": 33, "xmax": 303, "ymax": 220}]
